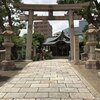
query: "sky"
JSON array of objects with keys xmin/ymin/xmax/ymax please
[{"xmin": 20, "ymin": 0, "xmax": 100, "ymax": 36}]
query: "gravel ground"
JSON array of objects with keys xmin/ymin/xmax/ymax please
[{"xmin": 71, "ymin": 61, "xmax": 100, "ymax": 94}]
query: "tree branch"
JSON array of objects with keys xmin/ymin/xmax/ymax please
[{"xmin": 2, "ymin": 0, "xmax": 12, "ymax": 27}]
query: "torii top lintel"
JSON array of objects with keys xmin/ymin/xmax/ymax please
[{"xmin": 15, "ymin": 2, "xmax": 90, "ymax": 11}]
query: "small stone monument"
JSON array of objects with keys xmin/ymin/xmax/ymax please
[
  {"xmin": 1, "ymin": 25, "xmax": 16, "ymax": 70},
  {"xmin": 85, "ymin": 24, "xmax": 98, "ymax": 69}
]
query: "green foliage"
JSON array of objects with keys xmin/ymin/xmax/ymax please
[
  {"xmin": 32, "ymin": 51, "xmax": 53, "ymax": 61},
  {"xmin": 0, "ymin": 0, "xmax": 26, "ymax": 60},
  {"xmin": 32, "ymin": 32, "xmax": 45, "ymax": 61},
  {"xmin": 57, "ymin": 0, "xmax": 78, "ymax": 4},
  {"xmin": 44, "ymin": 51, "xmax": 53, "ymax": 60},
  {"xmin": 57, "ymin": 0, "xmax": 100, "ymax": 28},
  {"xmin": 83, "ymin": 34, "xmax": 88, "ymax": 44},
  {"xmin": 11, "ymin": 35, "xmax": 25, "ymax": 60},
  {"xmin": 32, "ymin": 31, "xmax": 45, "ymax": 48},
  {"xmin": 12, "ymin": 26, "xmax": 20, "ymax": 35},
  {"xmin": 0, "ymin": 0, "xmax": 23, "ymax": 32},
  {"xmin": 12, "ymin": 35, "xmax": 24, "ymax": 47},
  {"xmin": 82, "ymin": 25, "xmax": 88, "ymax": 33},
  {"xmin": 57, "ymin": 0, "xmax": 100, "ymax": 45},
  {"xmin": 32, "ymin": 39, "xmax": 39, "ymax": 47}
]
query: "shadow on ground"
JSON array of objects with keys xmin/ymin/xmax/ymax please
[{"xmin": 0, "ymin": 61, "xmax": 29, "ymax": 87}]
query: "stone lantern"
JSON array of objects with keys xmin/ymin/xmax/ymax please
[
  {"xmin": 85, "ymin": 24, "xmax": 98, "ymax": 69},
  {"xmin": 1, "ymin": 25, "xmax": 16, "ymax": 70}
]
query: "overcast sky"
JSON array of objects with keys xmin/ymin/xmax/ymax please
[{"xmin": 20, "ymin": 0, "xmax": 100, "ymax": 36}]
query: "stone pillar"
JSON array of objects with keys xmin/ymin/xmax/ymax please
[
  {"xmin": 26, "ymin": 10, "xmax": 33, "ymax": 60},
  {"xmin": 85, "ymin": 24, "xmax": 98, "ymax": 69},
  {"xmin": 1, "ymin": 25, "xmax": 16, "ymax": 70},
  {"xmin": 33, "ymin": 47, "xmax": 36, "ymax": 57},
  {"xmin": 68, "ymin": 10, "xmax": 75, "ymax": 60},
  {"xmin": 74, "ymin": 35, "xmax": 79, "ymax": 64}
]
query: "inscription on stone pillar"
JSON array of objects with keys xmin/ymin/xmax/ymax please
[
  {"xmin": 26, "ymin": 10, "xmax": 33, "ymax": 60},
  {"xmin": 69, "ymin": 10, "xmax": 75, "ymax": 60},
  {"xmin": 74, "ymin": 35, "xmax": 79, "ymax": 64}
]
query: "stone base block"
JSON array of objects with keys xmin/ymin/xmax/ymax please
[
  {"xmin": 1, "ymin": 60, "xmax": 16, "ymax": 71},
  {"xmin": 85, "ymin": 60, "xmax": 100, "ymax": 69},
  {"xmin": 74, "ymin": 61, "xmax": 80, "ymax": 65}
]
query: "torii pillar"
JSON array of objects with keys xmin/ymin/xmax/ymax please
[
  {"xmin": 69, "ymin": 10, "xmax": 79, "ymax": 63},
  {"xmin": 26, "ymin": 10, "xmax": 33, "ymax": 60}
]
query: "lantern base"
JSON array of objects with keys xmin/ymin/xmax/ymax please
[
  {"xmin": 1, "ymin": 60, "xmax": 16, "ymax": 71},
  {"xmin": 98, "ymin": 72, "xmax": 100, "ymax": 77},
  {"xmin": 85, "ymin": 60, "xmax": 100, "ymax": 69}
]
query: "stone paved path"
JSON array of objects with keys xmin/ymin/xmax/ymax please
[{"xmin": 0, "ymin": 59, "xmax": 100, "ymax": 100}]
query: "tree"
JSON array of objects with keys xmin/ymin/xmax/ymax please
[
  {"xmin": 32, "ymin": 31, "xmax": 45, "ymax": 48},
  {"xmin": 57, "ymin": 0, "xmax": 77, "ymax": 4},
  {"xmin": 11, "ymin": 35, "xmax": 25, "ymax": 60},
  {"xmin": 57, "ymin": 0, "xmax": 100, "ymax": 47},
  {"xmin": 57, "ymin": 0, "xmax": 100, "ymax": 28},
  {"xmin": 0, "ymin": 0, "xmax": 28, "ymax": 59},
  {"xmin": 0, "ymin": 0, "xmax": 23, "ymax": 32}
]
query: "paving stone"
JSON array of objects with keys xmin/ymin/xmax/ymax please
[
  {"xmin": 49, "ymin": 93, "xmax": 69, "ymax": 99},
  {"xmin": 13, "ymin": 83, "xmax": 31, "ymax": 88},
  {"xmin": 0, "ymin": 88, "xmax": 20, "ymax": 92},
  {"xmin": 36, "ymin": 99, "xmax": 60, "ymax": 100},
  {"xmin": 0, "ymin": 99, "xmax": 14, "ymax": 100},
  {"xmin": 25, "ymin": 93, "xmax": 48, "ymax": 98},
  {"xmin": 60, "ymin": 88, "xmax": 78, "ymax": 93},
  {"xmin": 73, "ymin": 80, "xmax": 82, "ymax": 84},
  {"xmin": 70, "ymin": 93, "xmax": 95, "ymax": 99},
  {"xmin": 40, "ymin": 80, "xmax": 57, "ymax": 84},
  {"xmin": 49, "ymin": 84, "xmax": 66, "ymax": 88},
  {"xmin": 58, "ymin": 80, "xmax": 73, "ymax": 84},
  {"xmin": 20, "ymin": 78, "xmax": 34, "ymax": 81},
  {"xmin": 78, "ymin": 88, "xmax": 90, "ymax": 93},
  {"xmin": 0, "ymin": 93, "xmax": 6, "ymax": 98},
  {"xmin": 30, "ymin": 84, "xmax": 49, "ymax": 87},
  {"xmin": 3, "ymin": 83, "xmax": 14, "ymax": 87},
  {"xmin": 0, "ymin": 59, "xmax": 99, "ymax": 99},
  {"xmin": 9, "ymin": 80, "xmax": 26, "ymax": 84},
  {"xmin": 19, "ymin": 88, "xmax": 38, "ymax": 92},
  {"xmin": 34, "ymin": 77, "xmax": 49, "ymax": 81},
  {"xmin": 38, "ymin": 88, "xmax": 59, "ymax": 92},
  {"xmin": 61, "ymin": 99, "xmax": 83, "ymax": 100},
  {"xmin": 96, "ymin": 98, "xmax": 100, "ymax": 100},
  {"xmin": 11, "ymin": 78, "xmax": 21, "ymax": 81},
  {"xmin": 14, "ymin": 99, "xmax": 36, "ymax": 100},
  {"xmin": 4, "ymin": 93, "xmax": 26, "ymax": 98},
  {"xmin": 26, "ymin": 81, "xmax": 40, "ymax": 84},
  {"xmin": 66, "ymin": 83, "xmax": 86, "ymax": 88},
  {"xmin": 50, "ymin": 77, "xmax": 64, "ymax": 81}
]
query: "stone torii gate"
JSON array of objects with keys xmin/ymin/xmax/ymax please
[{"xmin": 15, "ymin": 3, "xmax": 89, "ymax": 62}]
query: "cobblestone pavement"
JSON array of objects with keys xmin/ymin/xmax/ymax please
[{"xmin": 0, "ymin": 59, "xmax": 100, "ymax": 100}]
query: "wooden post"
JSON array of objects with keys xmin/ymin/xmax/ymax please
[{"xmin": 26, "ymin": 10, "xmax": 33, "ymax": 60}]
